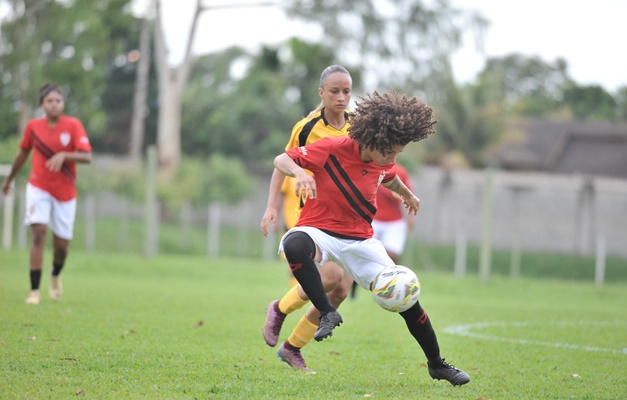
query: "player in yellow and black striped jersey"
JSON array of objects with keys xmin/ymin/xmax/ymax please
[{"xmin": 261, "ymin": 65, "xmax": 354, "ymax": 371}]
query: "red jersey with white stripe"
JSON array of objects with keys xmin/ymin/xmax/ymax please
[
  {"xmin": 374, "ymin": 164, "xmax": 413, "ymax": 222},
  {"xmin": 20, "ymin": 115, "xmax": 92, "ymax": 201},
  {"xmin": 286, "ymin": 136, "xmax": 396, "ymax": 240}
]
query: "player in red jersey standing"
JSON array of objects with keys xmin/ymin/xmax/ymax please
[
  {"xmin": 2, "ymin": 83, "xmax": 92, "ymax": 305},
  {"xmin": 260, "ymin": 91, "xmax": 470, "ymax": 386}
]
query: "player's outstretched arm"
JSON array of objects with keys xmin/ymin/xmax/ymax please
[{"xmin": 382, "ymin": 175, "xmax": 420, "ymax": 215}]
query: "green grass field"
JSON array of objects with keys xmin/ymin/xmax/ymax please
[{"xmin": 1, "ymin": 249, "xmax": 626, "ymax": 399}]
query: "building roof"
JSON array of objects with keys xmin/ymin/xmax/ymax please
[{"xmin": 495, "ymin": 119, "xmax": 627, "ymax": 179}]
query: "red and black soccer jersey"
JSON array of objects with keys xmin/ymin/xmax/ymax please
[
  {"xmin": 374, "ymin": 164, "xmax": 413, "ymax": 222},
  {"xmin": 20, "ymin": 115, "xmax": 92, "ymax": 201},
  {"xmin": 285, "ymin": 136, "xmax": 397, "ymax": 240}
]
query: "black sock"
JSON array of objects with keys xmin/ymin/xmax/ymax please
[
  {"xmin": 283, "ymin": 231, "xmax": 335, "ymax": 314},
  {"xmin": 52, "ymin": 261, "xmax": 64, "ymax": 277},
  {"xmin": 399, "ymin": 301, "xmax": 441, "ymax": 363},
  {"xmin": 30, "ymin": 270, "xmax": 42, "ymax": 290}
]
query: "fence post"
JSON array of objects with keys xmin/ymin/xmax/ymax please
[
  {"xmin": 18, "ymin": 189, "xmax": 26, "ymax": 249},
  {"xmin": 207, "ymin": 202, "xmax": 220, "ymax": 258},
  {"xmin": 479, "ymin": 168, "xmax": 493, "ymax": 283},
  {"xmin": 84, "ymin": 194, "xmax": 96, "ymax": 252},
  {"xmin": 595, "ymin": 234, "xmax": 606, "ymax": 286},
  {"xmin": 454, "ymin": 230, "xmax": 466, "ymax": 277},
  {"xmin": 2, "ymin": 181, "xmax": 14, "ymax": 250},
  {"xmin": 144, "ymin": 145, "xmax": 158, "ymax": 257}
]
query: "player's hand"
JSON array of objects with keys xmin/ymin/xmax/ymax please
[
  {"xmin": 46, "ymin": 152, "xmax": 66, "ymax": 172},
  {"xmin": 1, "ymin": 179, "xmax": 12, "ymax": 196},
  {"xmin": 402, "ymin": 194, "xmax": 421, "ymax": 216},
  {"xmin": 260, "ymin": 208, "xmax": 278, "ymax": 237},
  {"xmin": 294, "ymin": 170, "xmax": 317, "ymax": 199}
]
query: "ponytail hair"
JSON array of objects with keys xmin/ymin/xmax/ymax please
[{"xmin": 306, "ymin": 65, "xmax": 351, "ymax": 118}]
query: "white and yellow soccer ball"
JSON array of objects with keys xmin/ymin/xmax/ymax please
[{"xmin": 371, "ymin": 265, "xmax": 421, "ymax": 312}]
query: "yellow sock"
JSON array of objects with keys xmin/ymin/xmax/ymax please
[
  {"xmin": 287, "ymin": 316, "xmax": 318, "ymax": 349},
  {"xmin": 278, "ymin": 285, "xmax": 308, "ymax": 314}
]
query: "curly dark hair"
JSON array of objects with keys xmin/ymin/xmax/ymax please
[{"xmin": 348, "ymin": 91, "xmax": 437, "ymax": 153}]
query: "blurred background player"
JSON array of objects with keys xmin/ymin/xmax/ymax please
[
  {"xmin": 350, "ymin": 162, "xmax": 415, "ymax": 299},
  {"xmin": 1, "ymin": 83, "xmax": 92, "ymax": 305},
  {"xmin": 260, "ymin": 65, "xmax": 355, "ymax": 371}
]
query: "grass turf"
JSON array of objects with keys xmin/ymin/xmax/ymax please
[{"xmin": 1, "ymin": 249, "xmax": 625, "ymax": 399}]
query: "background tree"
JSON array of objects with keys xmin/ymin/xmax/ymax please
[
  {"xmin": 180, "ymin": 38, "xmax": 361, "ymax": 169},
  {"xmin": 0, "ymin": 0, "xmax": 142, "ymax": 148},
  {"xmin": 285, "ymin": 0, "xmax": 487, "ymax": 97},
  {"xmin": 562, "ymin": 84, "xmax": 617, "ymax": 120},
  {"xmin": 477, "ymin": 53, "xmax": 571, "ymax": 117},
  {"xmin": 616, "ymin": 85, "xmax": 627, "ymax": 121}
]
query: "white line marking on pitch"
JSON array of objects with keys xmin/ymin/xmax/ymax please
[{"xmin": 443, "ymin": 321, "xmax": 627, "ymax": 355}]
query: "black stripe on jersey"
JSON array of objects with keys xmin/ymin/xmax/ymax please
[
  {"xmin": 320, "ymin": 228, "xmax": 366, "ymax": 241},
  {"xmin": 328, "ymin": 154, "xmax": 377, "ymax": 215},
  {"xmin": 298, "ymin": 116, "xmax": 322, "ymax": 147},
  {"xmin": 31, "ymin": 131, "xmax": 54, "ymax": 158},
  {"xmin": 323, "ymin": 159, "xmax": 374, "ymax": 225},
  {"xmin": 31, "ymin": 131, "xmax": 75, "ymax": 180}
]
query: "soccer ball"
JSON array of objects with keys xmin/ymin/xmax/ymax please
[{"xmin": 371, "ymin": 265, "xmax": 421, "ymax": 312}]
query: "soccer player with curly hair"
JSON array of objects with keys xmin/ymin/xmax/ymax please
[{"xmin": 260, "ymin": 90, "xmax": 470, "ymax": 386}]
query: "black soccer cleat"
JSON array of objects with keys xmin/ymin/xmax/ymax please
[
  {"xmin": 313, "ymin": 310, "xmax": 343, "ymax": 341},
  {"xmin": 428, "ymin": 359, "xmax": 471, "ymax": 386}
]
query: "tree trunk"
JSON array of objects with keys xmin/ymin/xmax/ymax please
[
  {"xmin": 129, "ymin": 5, "xmax": 153, "ymax": 161},
  {"xmin": 153, "ymin": 0, "xmax": 204, "ymax": 177}
]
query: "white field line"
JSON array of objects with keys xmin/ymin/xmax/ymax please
[{"xmin": 443, "ymin": 321, "xmax": 627, "ymax": 355}]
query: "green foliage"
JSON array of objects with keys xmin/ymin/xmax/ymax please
[
  {"xmin": 1, "ymin": 249, "xmax": 626, "ymax": 399},
  {"xmin": 0, "ymin": 0, "xmax": 144, "ymax": 149},
  {"xmin": 181, "ymin": 39, "xmax": 363, "ymax": 168},
  {"xmin": 156, "ymin": 155, "xmax": 254, "ymax": 209},
  {"xmin": 98, "ymin": 161, "xmax": 146, "ymax": 202},
  {"xmin": 285, "ymin": 0, "xmax": 483, "ymax": 96},
  {"xmin": 562, "ymin": 84, "xmax": 618, "ymax": 120},
  {"xmin": 426, "ymin": 77, "xmax": 505, "ymax": 167},
  {"xmin": 616, "ymin": 85, "xmax": 627, "ymax": 121},
  {"xmin": 478, "ymin": 53, "xmax": 571, "ymax": 117},
  {"xmin": 0, "ymin": 136, "xmax": 31, "ymax": 186}
]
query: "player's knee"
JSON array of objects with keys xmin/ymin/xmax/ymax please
[
  {"xmin": 283, "ymin": 231, "xmax": 316, "ymax": 264},
  {"xmin": 31, "ymin": 225, "xmax": 47, "ymax": 246}
]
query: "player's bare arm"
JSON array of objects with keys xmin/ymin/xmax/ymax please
[
  {"xmin": 260, "ymin": 168, "xmax": 287, "ymax": 237},
  {"xmin": 273, "ymin": 153, "xmax": 317, "ymax": 200},
  {"xmin": 1, "ymin": 149, "xmax": 30, "ymax": 195},
  {"xmin": 46, "ymin": 151, "xmax": 92, "ymax": 172},
  {"xmin": 382, "ymin": 176, "xmax": 420, "ymax": 215}
]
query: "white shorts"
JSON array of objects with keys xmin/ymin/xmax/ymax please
[
  {"xmin": 372, "ymin": 219, "xmax": 407, "ymax": 255},
  {"xmin": 25, "ymin": 183, "xmax": 77, "ymax": 240},
  {"xmin": 278, "ymin": 227, "xmax": 395, "ymax": 290}
]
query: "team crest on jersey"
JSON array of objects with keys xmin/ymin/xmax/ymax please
[
  {"xmin": 60, "ymin": 132, "xmax": 71, "ymax": 146},
  {"xmin": 297, "ymin": 146, "xmax": 308, "ymax": 155}
]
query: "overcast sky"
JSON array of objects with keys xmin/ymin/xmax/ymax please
[{"xmin": 131, "ymin": 0, "xmax": 625, "ymax": 93}]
